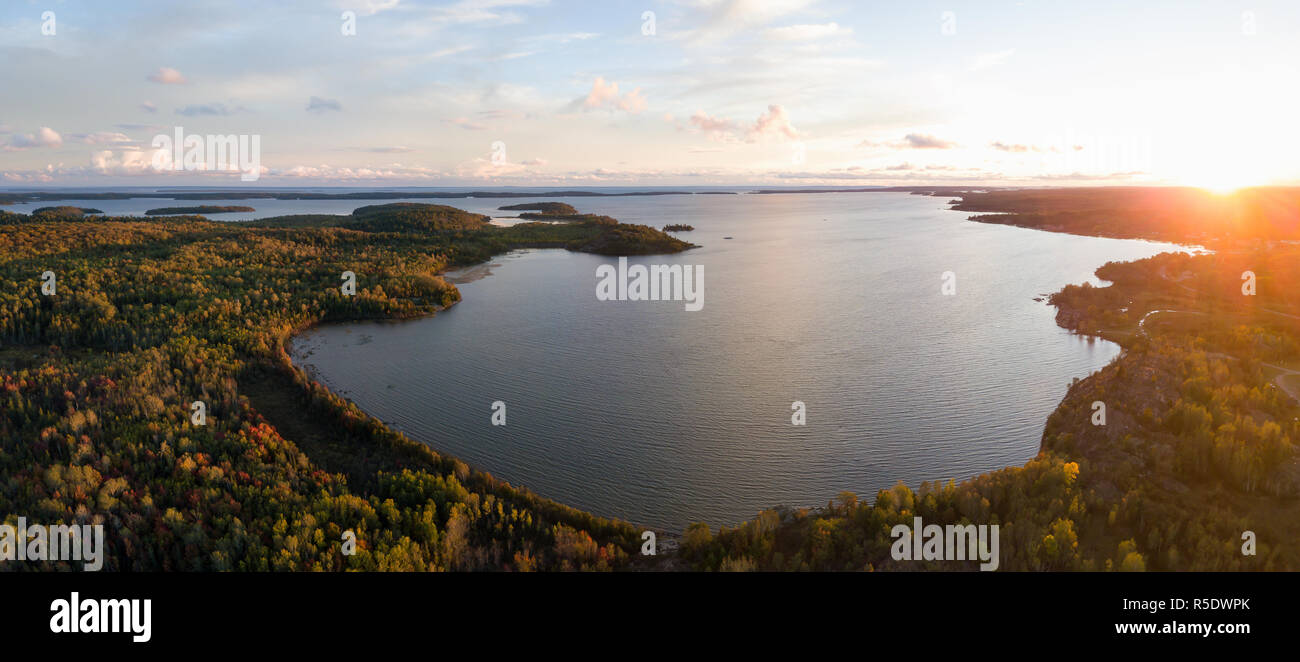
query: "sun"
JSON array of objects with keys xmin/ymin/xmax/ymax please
[
  {"xmin": 1199, "ymin": 182, "xmax": 1248, "ymax": 196},
  {"xmin": 1176, "ymin": 162, "xmax": 1269, "ymax": 196}
]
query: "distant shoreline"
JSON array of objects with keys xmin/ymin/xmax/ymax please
[{"xmin": 0, "ymin": 186, "xmax": 975, "ymax": 205}]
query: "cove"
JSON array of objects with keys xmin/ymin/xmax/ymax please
[{"xmin": 291, "ymin": 192, "xmax": 1190, "ymax": 532}]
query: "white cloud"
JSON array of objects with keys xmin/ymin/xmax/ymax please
[
  {"xmin": 78, "ymin": 132, "xmax": 134, "ymax": 145},
  {"xmin": 91, "ymin": 148, "xmax": 162, "ymax": 175},
  {"xmin": 453, "ymin": 154, "xmax": 547, "ymax": 179},
  {"xmin": 902, "ymin": 133, "xmax": 955, "ymax": 149},
  {"xmin": 682, "ymin": 0, "xmax": 817, "ymax": 43},
  {"xmin": 969, "ymin": 49, "xmax": 1015, "ymax": 71},
  {"xmin": 689, "ymin": 105, "xmax": 800, "ymax": 143},
  {"xmin": 336, "ymin": 146, "xmax": 416, "ymax": 153},
  {"xmin": 352, "ymin": 0, "xmax": 402, "ymax": 16},
  {"xmin": 446, "ymin": 117, "xmax": 488, "ymax": 130},
  {"xmin": 583, "ymin": 77, "xmax": 620, "ymax": 108},
  {"xmin": 748, "ymin": 104, "xmax": 799, "ymax": 141},
  {"xmin": 430, "ymin": 46, "xmax": 474, "ymax": 58},
  {"xmin": 618, "ymin": 88, "xmax": 648, "ymax": 113},
  {"xmin": 763, "ymin": 22, "xmax": 849, "ymax": 41},
  {"xmin": 690, "ymin": 110, "xmax": 738, "ymax": 140},
  {"xmin": 175, "ymin": 102, "xmax": 246, "ymax": 116},
  {"xmin": 393, "ymin": 0, "xmax": 551, "ymax": 37},
  {"xmin": 530, "ymin": 32, "xmax": 598, "ymax": 44},
  {"xmin": 276, "ymin": 163, "xmax": 437, "ymax": 180},
  {"xmin": 990, "ymin": 141, "xmax": 1031, "ymax": 153},
  {"xmin": 577, "ymin": 77, "xmax": 648, "ymax": 114},
  {"xmin": 8, "ymin": 127, "xmax": 63, "ymax": 150},
  {"xmin": 147, "ymin": 67, "xmax": 187, "ymax": 84}
]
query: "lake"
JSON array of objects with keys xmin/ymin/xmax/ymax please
[{"xmin": 290, "ymin": 191, "xmax": 1189, "ymax": 532}]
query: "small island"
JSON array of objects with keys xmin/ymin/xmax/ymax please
[
  {"xmin": 662, "ymin": 224, "xmax": 694, "ymax": 232},
  {"xmin": 144, "ymin": 205, "xmax": 256, "ymax": 216},
  {"xmin": 498, "ymin": 201, "xmax": 578, "ymax": 216},
  {"xmin": 30, "ymin": 206, "xmax": 104, "ymax": 218},
  {"xmin": 495, "ymin": 201, "xmax": 617, "ymax": 222}
]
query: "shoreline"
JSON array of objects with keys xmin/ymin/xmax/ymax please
[
  {"xmin": 282, "ymin": 199, "xmax": 1169, "ymax": 536},
  {"xmin": 0, "ymin": 186, "xmax": 981, "ymax": 206},
  {"xmin": 276, "ymin": 246, "xmax": 679, "ymax": 541}
]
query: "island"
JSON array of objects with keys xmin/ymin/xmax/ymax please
[
  {"xmin": 144, "ymin": 205, "xmax": 256, "ymax": 216},
  {"xmin": 28, "ymin": 206, "xmax": 105, "ymax": 218},
  {"xmin": 663, "ymin": 224, "xmax": 694, "ymax": 232},
  {"xmin": 497, "ymin": 201, "xmax": 579, "ymax": 215}
]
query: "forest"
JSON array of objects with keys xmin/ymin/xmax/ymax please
[
  {"xmin": 0, "ymin": 203, "xmax": 689, "ymax": 571},
  {"xmin": 954, "ymin": 186, "xmax": 1300, "ymax": 245},
  {"xmin": 678, "ymin": 187, "xmax": 1299, "ymax": 571},
  {"xmin": 4, "ymin": 189, "xmax": 1296, "ymax": 572}
]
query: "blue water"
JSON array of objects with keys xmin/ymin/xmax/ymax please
[{"xmin": 286, "ymin": 191, "xmax": 1186, "ymax": 531}]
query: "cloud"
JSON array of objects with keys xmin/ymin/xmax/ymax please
[
  {"xmin": 689, "ymin": 111, "xmax": 738, "ymax": 139},
  {"xmin": 91, "ymin": 148, "xmax": 164, "ymax": 175},
  {"xmin": 689, "ymin": 105, "xmax": 800, "ymax": 143},
  {"xmin": 575, "ymin": 77, "xmax": 648, "ymax": 114},
  {"xmin": 147, "ymin": 67, "xmax": 187, "ymax": 84},
  {"xmin": 453, "ymin": 154, "xmax": 548, "ymax": 179},
  {"xmin": 990, "ymin": 141, "xmax": 1030, "ymax": 153},
  {"xmin": 903, "ymin": 133, "xmax": 956, "ymax": 149},
  {"xmin": 8, "ymin": 127, "xmax": 63, "ymax": 150},
  {"xmin": 140, "ymin": 101, "xmax": 158, "ymax": 113},
  {"xmin": 175, "ymin": 103, "xmax": 244, "ymax": 116},
  {"xmin": 445, "ymin": 117, "xmax": 487, "ymax": 130},
  {"xmin": 477, "ymin": 109, "xmax": 528, "ymax": 121},
  {"xmin": 337, "ymin": 146, "xmax": 416, "ymax": 153},
  {"xmin": 115, "ymin": 123, "xmax": 168, "ymax": 132},
  {"xmin": 490, "ymin": 51, "xmax": 537, "ymax": 61},
  {"xmin": 989, "ymin": 141, "xmax": 1086, "ymax": 153},
  {"xmin": 307, "ymin": 96, "xmax": 343, "ymax": 113},
  {"xmin": 748, "ymin": 104, "xmax": 799, "ymax": 141},
  {"xmin": 352, "ymin": 0, "xmax": 402, "ymax": 16},
  {"xmin": 763, "ymin": 22, "xmax": 849, "ymax": 41},
  {"xmin": 393, "ymin": 0, "xmax": 551, "ymax": 37},
  {"xmin": 583, "ymin": 77, "xmax": 620, "ymax": 108},
  {"xmin": 618, "ymin": 88, "xmax": 648, "ymax": 113},
  {"xmin": 529, "ymin": 32, "xmax": 598, "ymax": 44},
  {"xmin": 969, "ymin": 49, "xmax": 1015, "ymax": 71},
  {"xmin": 682, "ymin": 0, "xmax": 817, "ymax": 44},
  {"xmin": 76, "ymin": 132, "xmax": 134, "ymax": 145},
  {"xmin": 429, "ymin": 46, "xmax": 474, "ymax": 58}
]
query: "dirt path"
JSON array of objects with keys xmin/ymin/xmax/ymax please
[{"xmin": 1261, "ymin": 362, "xmax": 1300, "ymax": 404}]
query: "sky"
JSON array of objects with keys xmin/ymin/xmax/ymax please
[{"xmin": 1, "ymin": 0, "xmax": 1298, "ymax": 188}]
